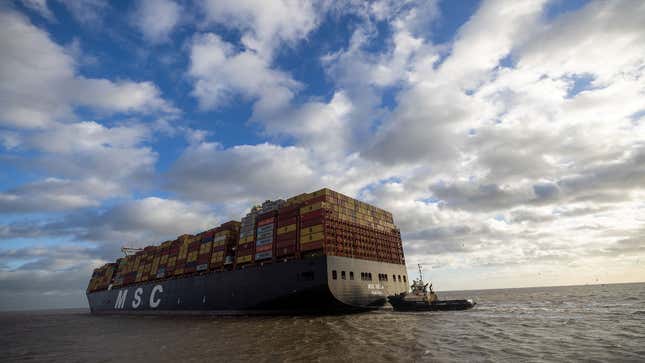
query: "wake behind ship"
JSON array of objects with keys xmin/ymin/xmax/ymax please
[{"xmin": 87, "ymin": 188, "xmax": 409, "ymax": 314}]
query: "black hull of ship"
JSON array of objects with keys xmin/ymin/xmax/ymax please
[{"xmin": 87, "ymin": 256, "xmax": 409, "ymax": 315}]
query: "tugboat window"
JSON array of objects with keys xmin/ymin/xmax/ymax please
[
  {"xmin": 350, "ymin": 271, "xmax": 354, "ymax": 280},
  {"xmin": 332, "ymin": 270, "xmax": 337, "ymax": 280},
  {"xmin": 341, "ymin": 271, "xmax": 346, "ymax": 280}
]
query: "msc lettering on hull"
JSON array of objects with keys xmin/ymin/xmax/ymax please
[{"xmin": 114, "ymin": 285, "xmax": 163, "ymax": 309}]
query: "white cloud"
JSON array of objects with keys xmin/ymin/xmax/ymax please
[
  {"xmin": 1, "ymin": 197, "xmax": 221, "ymax": 246},
  {"xmin": 0, "ymin": 10, "xmax": 175, "ymax": 129},
  {"xmin": 19, "ymin": 0, "xmax": 55, "ymax": 21},
  {"xmin": 20, "ymin": 121, "xmax": 156, "ymax": 180},
  {"xmin": 188, "ymin": 0, "xmax": 326, "ymax": 119},
  {"xmin": 438, "ymin": 0, "xmax": 548, "ymax": 89},
  {"xmin": 200, "ymin": 0, "xmax": 318, "ymax": 56},
  {"xmin": 0, "ymin": 178, "xmax": 120, "ymax": 213},
  {"xmin": 133, "ymin": 0, "xmax": 182, "ymax": 44},
  {"xmin": 56, "ymin": 0, "xmax": 108, "ymax": 25},
  {"xmin": 1, "ymin": 121, "xmax": 157, "ymax": 213},
  {"xmin": 256, "ymin": 91, "xmax": 355, "ymax": 160},
  {"xmin": 82, "ymin": 197, "xmax": 221, "ymax": 245},
  {"xmin": 517, "ymin": 1, "xmax": 645, "ymax": 84},
  {"xmin": 188, "ymin": 33, "xmax": 298, "ymax": 110},
  {"xmin": 167, "ymin": 142, "xmax": 317, "ymax": 203}
]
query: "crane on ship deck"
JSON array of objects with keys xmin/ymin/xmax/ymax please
[{"xmin": 121, "ymin": 247, "xmax": 143, "ymax": 256}]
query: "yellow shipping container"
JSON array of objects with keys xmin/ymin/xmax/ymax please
[
  {"xmin": 187, "ymin": 251, "xmax": 198, "ymax": 262},
  {"xmin": 174, "ymin": 268, "xmax": 184, "ymax": 275},
  {"xmin": 200, "ymin": 242, "xmax": 212, "ymax": 254},
  {"xmin": 215, "ymin": 230, "xmax": 231, "ymax": 237},
  {"xmin": 239, "ymin": 235, "xmax": 254, "ymax": 244},
  {"xmin": 236, "ymin": 255, "xmax": 252, "ymax": 264},
  {"xmin": 160, "ymin": 254, "xmax": 168, "ymax": 264},
  {"xmin": 151, "ymin": 256, "xmax": 160, "ymax": 275},
  {"xmin": 277, "ymin": 224, "xmax": 297, "ymax": 235},
  {"xmin": 167, "ymin": 256, "xmax": 176, "ymax": 267},
  {"xmin": 179, "ymin": 244, "xmax": 188, "ymax": 259},
  {"xmin": 300, "ymin": 224, "xmax": 323, "ymax": 236},
  {"xmin": 300, "ymin": 232, "xmax": 324, "ymax": 244},
  {"xmin": 211, "ymin": 251, "xmax": 224, "ymax": 263},
  {"xmin": 300, "ymin": 201, "xmax": 326, "ymax": 214}
]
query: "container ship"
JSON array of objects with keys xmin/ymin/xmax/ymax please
[{"xmin": 86, "ymin": 188, "xmax": 409, "ymax": 314}]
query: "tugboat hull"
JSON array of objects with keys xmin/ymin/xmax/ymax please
[{"xmin": 388, "ymin": 295, "xmax": 476, "ymax": 311}]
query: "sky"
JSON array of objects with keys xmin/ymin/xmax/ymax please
[{"xmin": 0, "ymin": 0, "xmax": 644, "ymax": 310}]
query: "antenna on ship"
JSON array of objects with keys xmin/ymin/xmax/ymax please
[
  {"xmin": 121, "ymin": 247, "xmax": 143, "ymax": 256},
  {"xmin": 418, "ymin": 263, "xmax": 423, "ymax": 282}
]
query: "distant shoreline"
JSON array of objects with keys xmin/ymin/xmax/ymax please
[{"xmin": 437, "ymin": 280, "xmax": 645, "ymax": 293}]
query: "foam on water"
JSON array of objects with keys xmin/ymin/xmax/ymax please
[{"xmin": 1, "ymin": 283, "xmax": 644, "ymax": 362}]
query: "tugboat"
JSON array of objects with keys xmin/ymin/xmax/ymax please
[{"xmin": 388, "ymin": 265, "xmax": 476, "ymax": 311}]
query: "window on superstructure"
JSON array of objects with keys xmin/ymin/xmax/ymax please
[
  {"xmin": 341, "ymin": 271, "xmax": 346, "ymax": 280},
  {"xmin": 398, "ymin": 275, "xmax": 402, "ymax": 282},
  {"xmin": 368, "ymin": 272, "xmax": 372, "ymax": 281},
  {"xmin": 393, "ymin": 274, "xmax": 396, "ymax": 282},
  {"xmin": 332, "ymin": 270, "xmax": 337, "ymax": 280},
  {"xmin": 403, "ymin": 275, "xmax": 406, "ymax": 283},
  {"xmin": 350, "ymin": 271, "xmax": 354, "ymax": 280}
]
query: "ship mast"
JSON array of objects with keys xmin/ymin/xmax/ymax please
[{"xmin": 418, "ymin": 263, "xmax": 423, "ymax": 282}]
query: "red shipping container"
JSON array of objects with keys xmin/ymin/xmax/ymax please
[
  {"xmin": 303, "ymin": 195, "xmax": 326, "ymax": 205},
  {"xmin": 276, "ymin": 239, "xmax": 296, "ymax": 248},
  {"xmin": 300, "ymin": 241, "xmax": 323, "ymax": 252},
  {"xmin": 279, "ymin": 204, "xmax": 300, "ymax": 214},
  {"xmin": 276, "ymin": 231, "xmax": 297, "ymax": 241},
  {"xmin": 276, "ymin": 245, "xmax": 297, "ymax": 257},
  {"xmin": 258, "ymin": 217, "xmax": 275, "ymax": 226},
  {"xmin": 301, "ymin": 216, "xmax": 324, "ymax": 228},
  {"xmin": 256, "ymin": 244, "xmax": 272, "ymax": 252},
  {"xmin": 189, "ymin": 241, "xmax": 200, "ymax": 251},
  {"xmin": 237, "ymin": 244, "xmax": 254, "ymax": 254},
  {"xmin": 300, "ymin": 209, "xmax": 324, "ymax": 221},
  {"xmin": 197, "ymin": 254, "xmax": 209, "ymax": 264},
  {"xmin": 277, "ymin": 216, "xmax": 297, "ymax": 227}
]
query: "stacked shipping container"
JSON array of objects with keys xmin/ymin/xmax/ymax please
[
  {"xmin": 285, "ymin": 188, "xmax": 403, "ymax": 264},
  {"xmin": 87, "ymin": 221, "xmax": 240, "ymax": 292},
  {"xmin": 88, "ymin": 188, "xmax": 404, "ymax": 292},
  {"xmin": 235, "ymin": 200, "xmax": 285, "ymax": 267},
  {"xmin": 275, "ymin": 204, "xmax": 299, "ymax": 258}
]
